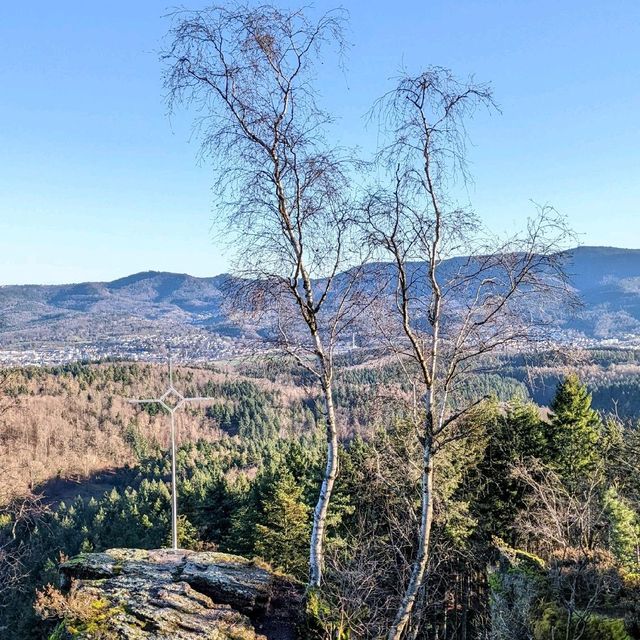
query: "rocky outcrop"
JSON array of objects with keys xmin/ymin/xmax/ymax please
[
  {"xmin": 50, "ymin": 548, "xmax": 302, "ymax": 639},
  {"xmin": 488, "ymin": 540, "xmax": 548, "ymax": 640}
]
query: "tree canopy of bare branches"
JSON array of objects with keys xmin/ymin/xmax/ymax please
[
  {"xmin": 361, "ymin": 67, "xmax": 576, "ymax": 640},
  {"xmin": 163, "ymin": 3, "xmax": 367, "ymax": 588}
]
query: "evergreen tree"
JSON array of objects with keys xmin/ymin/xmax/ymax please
[
  {"xmin": 604, "ymin": 486, "xmax": 640, "ymax": 569},
  {"xmin": 545, "ymin": 374, "xmax": 601, "ymax": 483},
  {"xmin": 468, "ymin": 399, "xmax": 543, "ymax": 540},
  {"xmin": 255, "ymin": 472, "xmax": 310, "ymax": 580}
]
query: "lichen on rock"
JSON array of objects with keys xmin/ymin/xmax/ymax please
[{"xmin": 48, "ymin": 548, "xmax": 302, "ymax": 639}]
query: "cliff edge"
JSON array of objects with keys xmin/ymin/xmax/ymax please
[{"xmin": 46, "ymin": 548, "xmax": 303, "ymax": 639}]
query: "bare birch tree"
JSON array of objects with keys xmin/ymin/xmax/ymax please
[
  {"xmin": 0, "ymin": 493, "xmax": 49, "ymax": 633},
  {"xmin": 163, "ymin": 3, "xmax": 365, "ymax": 587},
  {"xmin": 361, "ymin": 67, "xmax": 576, "ymax": 639}
]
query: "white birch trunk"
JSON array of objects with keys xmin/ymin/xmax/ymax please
[
  {"xmin": 308, "ymin": 333, "xmax": 339, "ymax": 588},
  {"xmin": 386, "ymin": 437, "xmax": 435, "ymax": 640}
]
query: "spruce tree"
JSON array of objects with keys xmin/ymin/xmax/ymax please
[
  {"xmin": 255, "ymin": 472, "xmax": 310, "ymax": 579},
  {"xmin": 545, "ymin": 374, "xmax": 601, "ymax": 483},
  {"xmin": 470, "ymin": 399, "xmax": 545, "ymax": 539}
]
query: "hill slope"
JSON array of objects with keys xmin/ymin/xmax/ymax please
[{"xmin": 1, "ymin": 246, "xmax": 640, "ymax": 362}]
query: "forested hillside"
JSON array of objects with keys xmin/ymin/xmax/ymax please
[
  {"xmin": 3, "ymin": 2, "xmax": 640, "ymax": 639},
  {"xmin": 6, "ymin": 349, "xmax": 638, "ymax": 505},
  {"xmin": 1, "ymin": 358, "xmax": 640, "ymax": 638},
  {"xmin": 0, "ymin": 362, "xmax": 319, "ymax": 503}
]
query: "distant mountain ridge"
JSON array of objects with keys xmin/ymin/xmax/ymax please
[
  {"xmin": 563, "ymin": 246, "xmax": 640, "ymax": 340},
  {"xmin": 1, "ymin": 247, "xmax": 640, "ymax": 355}
]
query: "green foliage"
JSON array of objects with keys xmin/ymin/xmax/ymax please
[
  {"xmin": 254, "ymin": 472, "xmax": 310, "ymax": 579},
  {"xmin": 604, "ymin": 487, "xmax": 640, "ymax": 570},
  {"xmin": 173, "ymin": 514, "xmax": 201, "ymax": 550},
  {"xmin": 224, "ymin": 436, "xmax": 323, "ymax": 560},
  {"xmin": 305, "ymin": 588, "xmax": 353, "ymax": 640},
  {"xmin": 47, "ymin": 623, "xmax": 66, "ymax": 640},
  {"xmin": 202, "ymin": 381, "xmax": 282, "ymax": 439},
  {"xmin": 123, "ymin": 421, "xmax": 151, "ymax": 460},
  {"xmin": 545, "ymin": 374, "xmax": 601, "ymax": 483},
  {"xmin": 622, "ymin": 571, "xmax": 640, "ymax": 636},
  {"xmin": 4, "ymin": 361, "xmax": 640, "ymax": 639},
  {"xmin": 468, "ymin": 398, "xmax": 546, "ymax": 540},
  {"xmin": 533, "ymin": 603, "xmax": 631, "ymax": 640},
  {"xmin": 489, "ymin": 541, "xmax": 549, "ymax": 640}
]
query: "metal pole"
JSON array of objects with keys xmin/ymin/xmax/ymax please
[{"xmin": 170, "ymin": 409, "xmax": 178, "ymax": 551}]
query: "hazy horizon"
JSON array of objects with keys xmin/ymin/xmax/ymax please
[{"xmin": 0, "ymin": 244, "xmax": 637, "ymax": 288}]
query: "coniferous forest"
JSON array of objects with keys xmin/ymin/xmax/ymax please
[{"xmin": 1, "ymin": 358, "xmax": 640, "ymax": 639}]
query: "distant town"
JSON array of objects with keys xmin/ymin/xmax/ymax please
[
  {"xmin": 0, "ymin": 330, "xmax": 256, "ymax": 367},
  {"xmin": 2, "ymin": 328, "xmax": 640, "ymax": 368}
]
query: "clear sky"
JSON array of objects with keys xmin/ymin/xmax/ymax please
[{"xmin": 1, "ymin": 1, "xmax": 639, "ymax": 285}]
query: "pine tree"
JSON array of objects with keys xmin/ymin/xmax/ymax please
[
  {"xmin": 255, "ymin": 472, "xmax": 310, "ymax": 579},
  {"xmin": 470, "ymin": 399, "xmax": 545, "ymax": 539},
  {"xmin": 545, "ymin": 374, "xmax": 601, "ymax": 483}
]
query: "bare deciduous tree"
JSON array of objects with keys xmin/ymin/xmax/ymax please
[
  {"xmin": 163, "ymin": 3, "xmax": 366, "ymax": 587},
  {"xmin": 513, "ymin": 460, "xmax": 616, "ymax": 640},
  {"xmin": 361, "ymin": 67, "xmax": 575, "ymax": 639},
  {"xmin": 320, "ymin": 411, "xmax": 490, "ymax": 639},
  {"xmin": 0, "ymin": 493, "xmax": 49, "ymax": 633}
]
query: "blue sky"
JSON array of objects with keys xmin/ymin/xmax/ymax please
[{"xmin": 1, "ymin": 1, "xmax": 639, "ymax": 285}]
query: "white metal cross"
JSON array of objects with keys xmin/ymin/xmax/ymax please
[{"xmin": 127, "ymin": 353, "xmax": 216, "ymax": 551}]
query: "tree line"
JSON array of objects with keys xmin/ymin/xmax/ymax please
[{"xmin": 2, "ymin": 374, "xmax": 640, "ymax": 638}]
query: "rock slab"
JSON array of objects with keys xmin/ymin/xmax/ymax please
[{"xmin": 52, "ymin": 548, "xmax": 301, "ymax": 639}]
